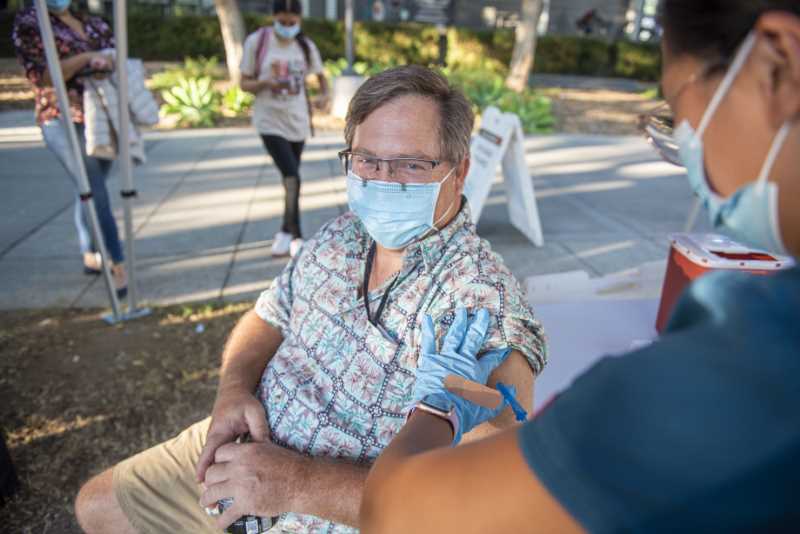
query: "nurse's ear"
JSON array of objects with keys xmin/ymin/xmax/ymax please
[{"xmin": 754, "ymin": 11, "xmax": 800, "ymax": 127}]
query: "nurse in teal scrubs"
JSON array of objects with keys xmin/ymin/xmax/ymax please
[{"xmin": 360, "ymin": 1, "xmax": 800, "ymax": 532}]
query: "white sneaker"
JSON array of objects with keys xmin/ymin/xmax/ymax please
[
  {"xmin": 289, "ymin": 238, "xmax": 305, "ymax": 258},
  {"xmin": 271, "ymin": 231, "xmax": 293, "ymax": 257}
]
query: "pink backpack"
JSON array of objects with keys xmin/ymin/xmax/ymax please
[{"xmin": 253, "ymin": 27, "xmax": 272, "ymax": 79}]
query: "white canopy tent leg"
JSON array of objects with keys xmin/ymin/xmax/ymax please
[
  {"xmin": 112, "ymin": 0, "xmax": 150, "ymax": 323},
  {"xmin": 33, "ymin": 0, "xmax": 122, "ymax": 320}
]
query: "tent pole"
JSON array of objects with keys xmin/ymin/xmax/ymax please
[
  {"xmin": 33, "ymin": 0, "xmax": 121, "ymax": 320},
  {"xmin": 113, "ymin": 0, "xmax": 149, "ymax": 322}
]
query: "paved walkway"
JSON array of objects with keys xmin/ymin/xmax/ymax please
[{"xmin": 0, "ymin": 111, "xmax": 706, "ymax": 309}]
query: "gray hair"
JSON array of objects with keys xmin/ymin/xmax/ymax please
[{"xmin": 344, "ymin": 65, "xmax": 474, "ymax": 163}]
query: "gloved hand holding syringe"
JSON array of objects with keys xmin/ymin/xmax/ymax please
[{"xmin": 410, "ymin": 308, "xmax": 530, "ymax": 445}]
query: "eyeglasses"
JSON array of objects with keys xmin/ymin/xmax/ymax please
[
  {"xmin": 338, "ymin": 149, "xmax": 446, "ymax": 184},
  {"xmin": 638, "ymin": 101, "xmax": 682, "ymax": 167},
  {"xmin": 638, "ymin": 63, "xmax": 725, "ymax": 167}
]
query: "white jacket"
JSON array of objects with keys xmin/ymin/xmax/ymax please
[{"xmin": 83, "ymin": 56, "xmax": 158, "ymax": 164}]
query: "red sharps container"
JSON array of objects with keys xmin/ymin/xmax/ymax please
[{"xmin": 656, "ymin": 233, "xmax": 795, "ymax": 333}]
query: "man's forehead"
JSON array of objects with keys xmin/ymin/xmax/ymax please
[
  {"xmin": 350, "ymin": 147, "xmax": 437, "ymax": 160},
  {"xmin": 351, "ymin": 95, "xmax": 441, "ymax": 159}
]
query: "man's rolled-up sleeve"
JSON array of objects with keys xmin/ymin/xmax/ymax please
[
  {"xmin": 254, "ymin": 250, "xmax": 302, "ymax": 333},
  {"xmin": 430, "ymin": 306, "xmax": 546, "ymax": 376},
  {"xmin": 485, "ymin": 307, "xmax": 546, "ymax": 375}
]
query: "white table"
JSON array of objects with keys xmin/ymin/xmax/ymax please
[{"xmin": 531, "ymin": 298, "xmax": 659, "ymax": 407}]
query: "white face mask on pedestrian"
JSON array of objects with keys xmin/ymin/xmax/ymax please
[
  {"xmin": 674, "ymin": 31, "xmax": 793, "ymax": 255},
  {"xmin": 274, "ymin": 20, "xmax": 301, "ymax": 40},
  {"xmin": 46, "ymin": 0, "xmax": 70, "ymax": 12}
]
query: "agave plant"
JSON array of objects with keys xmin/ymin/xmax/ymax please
[
  {"xmin": 222, "ymin": 86, "xmax": 254, "ymax": 116},
  {"xmin": 160, "ymin": 76, "xmax": 221, "ymax": 128}
]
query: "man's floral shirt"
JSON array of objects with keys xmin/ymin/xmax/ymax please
[{"xmin": 254, "ymin": 203, "xmax": 546, "ymax": 533}]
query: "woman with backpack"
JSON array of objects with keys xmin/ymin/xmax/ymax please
[{"xmin": 240, "ymin": 0, "xmax": 329, "ymax": 258}]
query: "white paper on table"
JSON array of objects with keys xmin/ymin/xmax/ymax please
[{"xmin": 526, "ymin": 262, "xmax": 665, "ymax": 408}]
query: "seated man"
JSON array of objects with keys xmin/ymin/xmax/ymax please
[{"xmin": 74, "ymin": 65, "xmax": 546, "ymax": 534}]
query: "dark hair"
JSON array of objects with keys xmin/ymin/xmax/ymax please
[
  {"xmin": 272, "ymin": 0, "xmax": 302, "ymax": 16},
  {"xmin": 345, "ymin": 65, "xmax": 474, "ymax": 163},
  {"xmin": 661, "ymin": 0, "xmax": 800, "ymax": 63},
  {"xmin": 295, "ymin": 31, "xmax": 311, "ymax": 67},
  {"xmin": 270, "ymin": 0, "xmax": 310, "ymax": 65}
]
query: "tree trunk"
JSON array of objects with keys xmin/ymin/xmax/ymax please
[
  {"xmin": 214, "ymin": 0, "xmax": 246, "ymax": 84},
  {"xmin": 505, "ymin": 0, "xmax": 545, "ymax": 93}
]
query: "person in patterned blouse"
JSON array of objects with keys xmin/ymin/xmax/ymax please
[
  {"xmin": 75, "ymin": 66, "xmax": 546, "ymax": 533},
  {"xmin": 12, "ymin": 1, "xmax": 127, "ymax": 296}
]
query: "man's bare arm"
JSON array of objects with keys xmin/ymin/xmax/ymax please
[
  {"xmin": 201, "ymin": 430, "xmax": 370, "ymax": 528},
  {"xmin": 196, "ymin": 310, "xmax": 283, "ymax": 482},
  {"xmin": 292, "ymin": 455, "xmax": 369, "ymax": 527},
  {"xmin": 218, "ymin": 309, "xmax": 283, "ymax": 394},
  {"xmin": 461, "ymin": 350, "xmax": 534, "ymax": 443}
]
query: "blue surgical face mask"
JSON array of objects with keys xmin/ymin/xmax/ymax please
[
  {"xmin": 274, "ymin": 20, "xmax": 301, "ymax": 40},
  {"xmin": 46, "ymin": 0, "xmax": 71, "ymax": 12},
  {"xmin": 674, "ymin": 31, "xmax": 792, "ymax": 255},
  {"xmin": 347, "ymin": 167, "xmax": 458, "ymax": 250}
]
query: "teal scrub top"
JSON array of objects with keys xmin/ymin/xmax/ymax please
[{"xmin": 518, "ymin": 266, "xmax": 800, "ymax": 532}]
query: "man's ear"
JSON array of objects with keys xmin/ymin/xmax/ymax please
[
  {"xmin": 454, "ymin": 156, "xmax": 470, "ymax": 194},
  {"xmin": 755, "ymin": 12, "xmax": 800, "ymax": 126}
]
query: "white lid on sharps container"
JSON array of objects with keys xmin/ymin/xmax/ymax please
[{"xmin": 669, "ymin": 233, "xmax": 795, "ymax": 271}]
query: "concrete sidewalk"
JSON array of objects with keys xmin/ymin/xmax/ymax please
[{"xmin": 0, "ymin": 112, "xmax": 706, "ymax": 310}]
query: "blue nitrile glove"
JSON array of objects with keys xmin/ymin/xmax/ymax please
[{"xmin": 410, "ymin": 307, "xmax": 512, "ymax": 445}]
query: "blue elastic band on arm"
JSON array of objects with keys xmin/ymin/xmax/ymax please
[{"xmin": 497, "ymin": 382, "xmax": 528, "ymax": 421}]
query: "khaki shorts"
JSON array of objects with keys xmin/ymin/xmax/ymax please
[{"xmin": 113, "ymin": 417, "xmax": 222, "ymax": 533}]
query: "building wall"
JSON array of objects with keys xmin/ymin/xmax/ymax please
[
  {"xmin": 327, "ymin": 0, "xmax": 630, "ymax": 34},
  {"xmin": 452, "ymin": 0, "xmax": 521, "ymax": 29},
  {"xmin": 123, "ymin": 0, "xmax": 643, "ymax": 39},
  {"xmin": 330, "ymin": 0, "xmax": 522, "ymax": 28},
  {"xmin": 546, "ymin": 0, "xmax": 629, "ymax": 37}
]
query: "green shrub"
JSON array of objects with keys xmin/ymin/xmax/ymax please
[
  {"xmin": 128, "ymin": 13, "xmax": 225, "ymax": 60},
  {"xmin": 222, "ymin": 85, "xmax": 253, "ymax": 115},
  {"xmin": 639, "ymin": 86, "xmax": 660, "ymax": 100},
  {"xmin": 1, "ymin": 11, "xmax": 16, "ymax": 58},
  {"xmin": 534, "ymin": 36, "xmax": 613, "ymax": 76},
  {"xmin": 615, "ymin": 40, "xmax": 661, "ymax": 81},
  {"xmin": 497, "ymin": 91, "xmax": 554, "ymax": 133},
  {"xmin": 181, "ymin": 56, "xmax": 225, "ymax": 79},
  {"xmin": 323, "ymin": 58, "xmax": 395, "ymax": 79},
  {"xmin": 150, "ymin": 56, "xmax": 224, "ymax": 90},
  {"xmin": 160, "ymin": 76, "xmax": 221, "ymax": 127},
  {"xmin": 446, "ymin": 68, "xmax": 554, "ymax": 133},
  {"xmin": 531, "ymin": 36, "xmax": 661, "ymax": 80},
  {"xmin": 446, "ymin": 27, "xmax": 511, "ymax": 73},
  {"xmin": 0, "ymin": 9, "xmax": 661, "ymax": 83}
]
